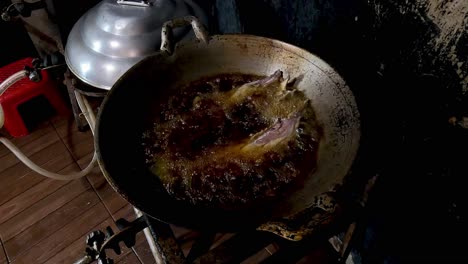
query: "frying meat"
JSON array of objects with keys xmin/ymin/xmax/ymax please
[{"xmin": 143, "ymin": 71, "xmax": 319, "ymax": 209}]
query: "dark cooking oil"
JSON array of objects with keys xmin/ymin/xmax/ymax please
[{"xmin": 142, "ymin": 72, "xmax": 320, "ymax": 209}]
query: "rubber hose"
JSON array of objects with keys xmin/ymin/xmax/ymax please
[{"xmin": 0, "ymin": 70, "xmax": 97, "ymax": 180}]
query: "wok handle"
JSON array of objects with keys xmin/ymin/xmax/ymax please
[
  {"xmin": 160, "ymin": 16, "xmax": 209, "ymax": 55},
  {"xmin": 116, "ymin": 0, "xmax": 151, "ymax": 7}
]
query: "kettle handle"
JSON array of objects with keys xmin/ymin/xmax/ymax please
[{"xmin": 160, "ymin": 16, "xmax": 209, "ymax": 55}]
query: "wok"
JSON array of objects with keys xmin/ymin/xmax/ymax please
[{"xmin": 96, "ymin": 17, "xmax": 360, "ymax": 231}]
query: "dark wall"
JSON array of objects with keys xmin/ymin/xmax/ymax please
[
  {"xmin": 48, "ymin": 0, "xmax": 101, "ymax": 43},
  {"xmin": 235, "ymin": 0, "xmax": 368, "ymax": 76},
  {"xmin": 371, "ymin": 0, "xmax": 467, "ymax": 99},
  {"xmin": 0, "ymin": 1, "xmax": 37, "ymax": 67},
  {"xmin": 363, "ymin": 0, "xmax": 467, "ymax": 261},
  {"xmin": 0, "ymin": 19, "xmax": 37, "ymax": 67}
]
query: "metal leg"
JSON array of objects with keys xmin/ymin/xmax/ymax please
[
  {"xmin": 338, "ymin": 175, "xmax": 379, "ymax": 263},
  {"xmin": 64, "ymin": 70, "xmax": 87, "ymax": 131},
  {"xmin": 338, "ymin": 222, "xmax": 358, "ymax": 263},
  {"xmin": 134, "ymin": 208, "xmax": 169, "ymax": 264},
  {"xmin": 134, "ymin": 208, "xmax": 185, "ymax": 264}
]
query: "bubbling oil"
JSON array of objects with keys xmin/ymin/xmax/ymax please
[{"xmin": 142, "ymin": 73, "xmax": 320, "ymax": 208}]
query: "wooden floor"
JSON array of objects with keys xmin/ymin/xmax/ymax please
[
  {"xmin": 0, "ymin": 115, "xmax": 159, "ymax": 263},
  {"xmin": 0, "ymin": 115, "xmax": 285, "ymax": 264}
]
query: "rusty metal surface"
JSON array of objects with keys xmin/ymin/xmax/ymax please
[{"xmin": 257, "ymin": 190, "xmax": 340, "ymax": 241}]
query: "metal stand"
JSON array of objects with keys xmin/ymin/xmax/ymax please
[
  {"xmin": 63, "ymin": 70, "xmax": 107, "ymax": 131},
  {"xmin": 74, "ymin": 214, "xmax": 347, "ymax": 264},
  {"xmin": 64, "ymin": 70, "xmax": 86, "ymax": 131}
]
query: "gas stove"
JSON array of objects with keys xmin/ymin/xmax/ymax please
[{"xmin": 71, "ymin": 177, "xmax": 377, "ymax": 264}]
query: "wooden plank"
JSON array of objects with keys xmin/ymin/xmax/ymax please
[
  {"xmin": 55, "ymin": 119, "xmax": 94, "ymax": 161},
  {"xmin": 171, "ymin": 225, "xmax": 200, "ymax": 242},
  {"xmin": 193, "ymin": 231, "xmax": 272, "ymax": 264},
  {"xmin": 115, "ymin": 252, "xmax": 141, "ymax": 264},
  {"xmin": 0, "ymin": 174, "xmax": 43, "ymax": 209},
  {"xmin": 12, "ymin": 202, "xmax": 110, "ymax": 264},
  {"xmin": 0, "ymin": 166, "xmax": 71, "ymax": 224},
  {"xmin": 0, "ymin": 240, "xmax": 6, "ymax": 264},
  {"xmin": 0, "ymin": 176, "xmax": 67, "ymax": 223},
  {"xmin": 186, "ymin": 232, "xmax": 217, "ymax": 262},
  {"xmin": 210, "ymin": 233, "xmax": 236, "ymax": 251},
  {"xmin": 4, "ymin": 187, "xmax": 100, "ymax": 260},
  {"xmin": 77, "ymin": 152, "xmax": 95, "ymax": 173},
  {"xmin": 0, "ymin": 126, "xmax": 60, "ymax": 173},
  {"xmin": 265, "ymin": 244, "xmax": 279, "ymax": 255},
  {"xmin": 43, "ymin": 206, "xmax": 137, "ymax": 264},
  {"xmin": 0, "ymin": 147, "xmax": 77, "ymax": 207},
  {"xmin": 63, "ymin": 133, "xmax": 94, "ymax": 162},
  {"xmin": 50, "ymin": 114, "xmax": 86, "ymax": 139},
  {"xmin": 0, "ymin": 142, "xmax": 74, "ymax": 208},
  {"xmin": 2, "ymin": 138, "xmax": 74, "ymax": 179},
  {"xmin": 0, "ymin": 128, "xmax": 12, "ymax": 139},
  {"xmin": 133, "ymin": 238, "xmax": 156, "ymax": 264},
  {"xmin": 0, "ymin": 142, "xmax": 75, "ymax": 207},
  {"xmin": 169, "ymin": 225, "xmax": 199, "ymax": 259},
  {"xmin": 0, "ymin": 175, "xmax": 90, "ymax": 241},
  {"xmin": 259, "ymin": 239, "xmax": 335, "ymax": 264},
  {"xmin": 42, "ymin": 216, "xmax": 139, "ymax": 264},
  {"xmin": 78, "ymin": 152, "xmax": 98, "ymax": 174},
  {"xmin": 52, "ymin": 113, "xmax": 95, "ymax": 162},
  {"xmin": 113, "ymin": 204, "xmax": 137, "ymax": 221},
  {"xmin": 42, "ymin": 218, "xmax": 116, "ymax": 264},
  {"xmin": 285, "ymin": 243, "xmax": 336, "ymax": 264},
  {"xmin": 240, "ymin": 248, "xmax": 272, "ymax": 264},
  {"xmin": 0, "ymin": 121, "xmax": 53, "ymax": 158},
  {"xmin": 83, "ymin": 163, "xmax": 129, "ymax": 216},
  {"xmin": 0, "ymin": 137, "xmax": 72, "ymax": 194}
]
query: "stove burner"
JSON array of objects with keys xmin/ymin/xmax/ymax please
[{"xmin": 73, "ymin": 181, "xmax": 374, "ymax": 264}]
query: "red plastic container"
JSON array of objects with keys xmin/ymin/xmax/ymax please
[{"xmin": 0, "ymin": 58, "xmax": 69, "ymax": 137}]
